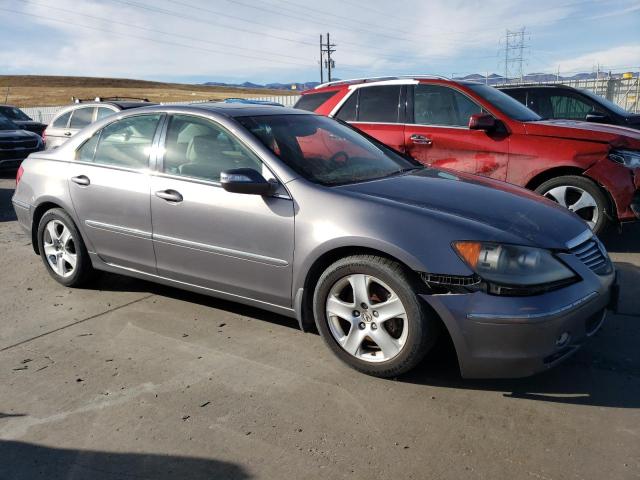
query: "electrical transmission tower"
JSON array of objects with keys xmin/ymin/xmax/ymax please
[
  {"xmin": 502, "ymin": 28, "xmax": 528, "ymax": 83},
  {"xmin": 319, "ymin": 33, "xmax": 336, "ymax": 83}
]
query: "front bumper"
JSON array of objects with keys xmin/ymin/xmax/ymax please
[{"xmin": 421, "ymin": 253, "xmax": 616, "ymax": 379}]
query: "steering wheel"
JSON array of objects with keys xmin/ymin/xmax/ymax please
[{"xmin": 329, "ymin": 151, "xmax": 349, "ymax": 164}]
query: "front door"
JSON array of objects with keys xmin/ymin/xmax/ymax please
[
  {"xmin": 404, "ymin": 84, "xmax": 509, "ymax": 180},
  {"xmin": 68, "ymin": 113, "xmax": 162, "ymax": 272},
  {"xmin": 150, "ymin": 114, "xmax": 295, "ymax": 307}
]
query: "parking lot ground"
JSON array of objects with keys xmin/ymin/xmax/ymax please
[{"xmin": 1, "ymin": 173, "xmax": 639, "ymax": 480}]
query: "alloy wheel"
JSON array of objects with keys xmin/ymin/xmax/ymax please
[
  {"xmin": 325, "ymin": 274, "xmax": 408, "ymax": 363},
  {"xmin": 543, "ymin": 185, "xmax": 599, "ymax": 230},
  {"xmin": 43, "ymin": 219, "xmax": 77, "ymax": 278}
]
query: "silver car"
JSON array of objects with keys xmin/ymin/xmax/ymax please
[
  {"xmin": 44, "ymin": 99, "xmax": 154, "ymax": 149},
  {"xmin": 12, "ymin": 103, "xmax": 617, "ymax": 378}
]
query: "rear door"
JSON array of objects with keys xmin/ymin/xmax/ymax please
[
  {"xmin": 68, "ymin": 113, "xmax": 162, "ymax": 272},
  {"xmin": 404, "ymin": 83, "xmax": 509, "ymax": 179},
  {"xmin": 334, "ymin": 85, "xmax": 406, "ymax": 152}
]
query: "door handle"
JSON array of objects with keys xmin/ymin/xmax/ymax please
[
  {"xmin": 409, "ymin": 134, "xmax": 433, "ymax": 145},
  {"xmin": 155, "ymin": 189, "xmax": 183, "ymax": 203},
  {"xmin": 71, "ymin": 175, "xmax": 90, "ymax": 186},
  {"xmin": 64, "ymin": 132, "xmax": 72, "ymax": 137}
]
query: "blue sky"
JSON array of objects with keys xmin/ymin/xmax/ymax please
[{"xmin": 1, "ymin": 0, "xmax": 639, "ymax": 84}]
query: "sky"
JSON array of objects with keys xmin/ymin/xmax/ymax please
[{"xmin": 1, "ymin": 0, "xmax": 639, "ymax": 85}]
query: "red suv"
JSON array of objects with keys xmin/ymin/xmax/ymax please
[{"xmin": 295, "ymin": 76, "xmax": 640, "ymax": 234}]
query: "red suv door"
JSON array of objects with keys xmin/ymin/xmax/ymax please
[
  {"xmin": 334, "ymin": 84, "xmax": 406, "ymax": 152},
  {"xmin": 404, "ymin": 83, "xmax": 509, "ymax": 179}
]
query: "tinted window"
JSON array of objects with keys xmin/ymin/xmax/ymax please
[
  {"xmin": 51, "ymin": 111, "xmax": 72, "ymax": 128},
  {"xmin": 335, "ymin": 90, "xmax": 358, "ymax": 121},
  {"xmin": 466, "ymin": 83, "xmax": 541, "ymax": 121},
  {"xmin": 92, "ymin": 114, "xmax": 161, "ymax": 169},
  {"xmin": 547, "ymin": 92, "xmax": 600, "ymax": 120},
  {"xmin": 163, "ymin": 114, "xmax": 262, "ymax": 182},
  {"xmin": 69, "ymin": 107, "xmax": 95, "ymax": 129},
  {"xmin": 293, "ymin": 91, "xmax": 338, "ymax": 112},
  {"xmin": 0, "ymin": 115, "xmax": 18, "ymax": 130},
  {"xmin": 96, "ymin": 107, "xmax": 116, "ymax": 120},
  {"xmin": 413, "ymin": 85, "xmax": 482, "ymax": 127},
  {"xmin": 579, "ymin": 89, "xmax": 630, "ymax": 116},
  {"xmin": 237, "ymin": 114, "xmax": 420, "ymax": 186},
  {"xmin": 0, "ymin": 106, "xmax": 31, "ymax": 121},
  {"xmin": 357, "ymin": 86, "xmax": 401, "ymax": 123}
]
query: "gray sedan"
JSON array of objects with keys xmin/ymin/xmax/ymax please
[{"xmin": 12, "ymin": 103, "xmax": 616, "ymax": 378}]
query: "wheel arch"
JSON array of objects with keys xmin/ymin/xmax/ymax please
[
  {"xmin": 525, "ymin": 166, "xmax": 617, "ymax": 220},
  {"xmin": 31, "ymin": 201, "xmax": 65, "ymax": 255}
]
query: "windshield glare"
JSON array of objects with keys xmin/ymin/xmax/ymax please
[
  {"xmin": 467, "ymin": 83, "xmax": 542, "ymax": 122},
  {"xmin": 236, "ymin": 114, "xmax": 421, "ymax": 186}
]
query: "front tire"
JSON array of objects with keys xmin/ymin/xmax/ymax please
[
  {"xmin": 313, "ymin": 255, "xmax": 437, "ymax": 377},
  {"xmin": 535, "ymin": 175, "xmax": 611, "ymax": 235},
  {"xmin": 37, "ymin": 208, "xmax": 94, "ymax": 287}
]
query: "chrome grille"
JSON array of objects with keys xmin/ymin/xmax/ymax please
[{"xmin": 569, "ymin": 236, "xmax": 609, "ymax": 274}]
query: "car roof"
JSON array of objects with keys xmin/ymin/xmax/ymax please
[
  {"xmin": 498, "ymin": 84, "xmax": 576, "ymax": 90},
  {"xmin": 134, "ymin": 102, "xmax": 311, "ymax": 117}
]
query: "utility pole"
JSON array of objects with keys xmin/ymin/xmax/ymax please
[
  {"xmin": 319, "ymin": 33, "xmax": 336, "ymax": 83},
  {"xmin": 319, "ymin": 34, "xmax": 324, "ymax": 84}
]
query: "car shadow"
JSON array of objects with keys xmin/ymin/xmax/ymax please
[
  {"xmin": 600, "ymin": 222, "xmax": 640, "ymax": 253},
  {"xmin": 91, "ymin": 272, "xmax": 301, "ymax": 331},
  {"xmin": 0, "ymin": 439, "xmax": 252, "ymax": 480},
  {"xmin": 0, "ymin": 188, "xmax": 17, "ymax": 222}
]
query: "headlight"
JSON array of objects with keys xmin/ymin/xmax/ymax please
[
  {"xmin": 453, "ymin": 242, "xmax": 577, "ymax": 293},
  {"xmin": 609, "ymin": 149, "xmax": 640, "ymax": 169}
]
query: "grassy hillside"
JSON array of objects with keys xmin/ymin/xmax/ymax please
[{"xmin": 0, "ymin": 75, "xmax": 295, "ymax": 107}]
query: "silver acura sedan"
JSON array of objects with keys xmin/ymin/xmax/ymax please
[{"xmin": 12, "ymin": 103, "xmax": 617, "ymax": 378}]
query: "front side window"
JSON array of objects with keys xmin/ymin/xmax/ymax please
[
  {"xmin": 51, "ymin": 111, "xmax": 72, "ymax": 128},
  {"xmin": 69, "ymin": 107, "xmax": 95, "ymax": 129},
  {"xmin": 357, "ymin": 85, "xmax": 401, "ymax": 123},
  {"xmin": 413, "ymin": 84, "xmax": 482, "ymax": 127},
  {"xmin": 162, "ymin": 114, "xmax": 262, "ymax": 182},
  {"xmin": 88, "ymin": 114, "xmax": 161, "ymax": 169},
  {"xmin": 237, "ymin": 114, "xmax": 420, "ymax": 186},
  {"xmin": 547, "ymin": 92, "xmax": 601, "ymax": 120}
]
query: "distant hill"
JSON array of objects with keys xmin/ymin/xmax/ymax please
[{"xmin": 204, "ymin": 70, "xmax": 637, "ymax": 91}]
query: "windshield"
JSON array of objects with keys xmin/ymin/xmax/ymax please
[
  {"xmin": 466, "ymin": 83, "xmax": 542, "ymax": 122},
  {"xmin": 236, "ymin": 114, "xmax": 421, "ymax": 186},
  {"xmin": 578, "ymin": 88, "xmax": 631, "ymax": 117},
  {"xmin": 0, "ymin": 114, "xmax": 19, "ymax": 130},
  {"xmin": 0, "ymin": 106, "xmax": 31, "ymax": 121}
]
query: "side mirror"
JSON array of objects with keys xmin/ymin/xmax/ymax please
[
  {"xmin": 220, "ymin": 168, "xmax": 273, "ymax": 195},
  {"xmin": 585, "ymin": 112, "xmax": 610, "ymax": 124},
  {"xmin": 469, "ymin": 113, "xmax": 497, "ymax": 131}
]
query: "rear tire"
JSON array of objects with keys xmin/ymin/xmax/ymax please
[
  {"xmin": 535, "ymin": 175, "xmax": 610, "ymax": 235},
  {"xmin": 313, "ymin": 255, "xmax": 437, "ymax": 378},
  {"xmin": 37, "ymin": 208, "xmax": 94, "ymax": 287}
]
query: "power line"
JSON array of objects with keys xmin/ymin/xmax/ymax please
[
  {"xmin": 1, "ymin": 6, "xmax": 311, "ymax": 67},
  {"xmin": 18, "ymin": 0, "xmax": 310, "ymax": 63}
]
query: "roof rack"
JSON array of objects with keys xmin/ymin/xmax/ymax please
[
  {"xmin": 314, "ymin": 74, "xmax": 451, "ymax": 89},
  {"xmin": 71, "ymin": 96, "xmax": 151, "ymax": 103}
]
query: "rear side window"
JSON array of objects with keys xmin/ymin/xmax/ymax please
[
  {"xmin": 51, "ymin": 111, "xmax": 72, "ymax": 128},
  {"xmin": 293, "ymin": 91, "xmax": 338, "ymax": 111},
  {"xmin": 413, "ymin": 84, "xmax": 482, "ymax": 127},
  {"xmin": 357, "ymin": 85, "xmax": 401, "ymax": 123},
  {"xmin": 90, "ymin": 114, "xmax": 161, "ymax": 169},
  {"xmin": 69, "ymin": 107, "xmax": 95, "ymax": 129}
]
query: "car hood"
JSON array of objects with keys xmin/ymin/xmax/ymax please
[
  {"xmin": 524, "ymin": 119, "xmax": 640, "ymax": 148},
  {"xmin": 336, "ymin": 168, "xmax": 589, "ymax": 249}
]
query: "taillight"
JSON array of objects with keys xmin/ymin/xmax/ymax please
[
  {"xmin": 41, "ymin": 130, "xmax": 46, "ymax": 145},
  {"xmin": 16, "ymin": 165, "xmax": 24, "ymax": 187}
]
